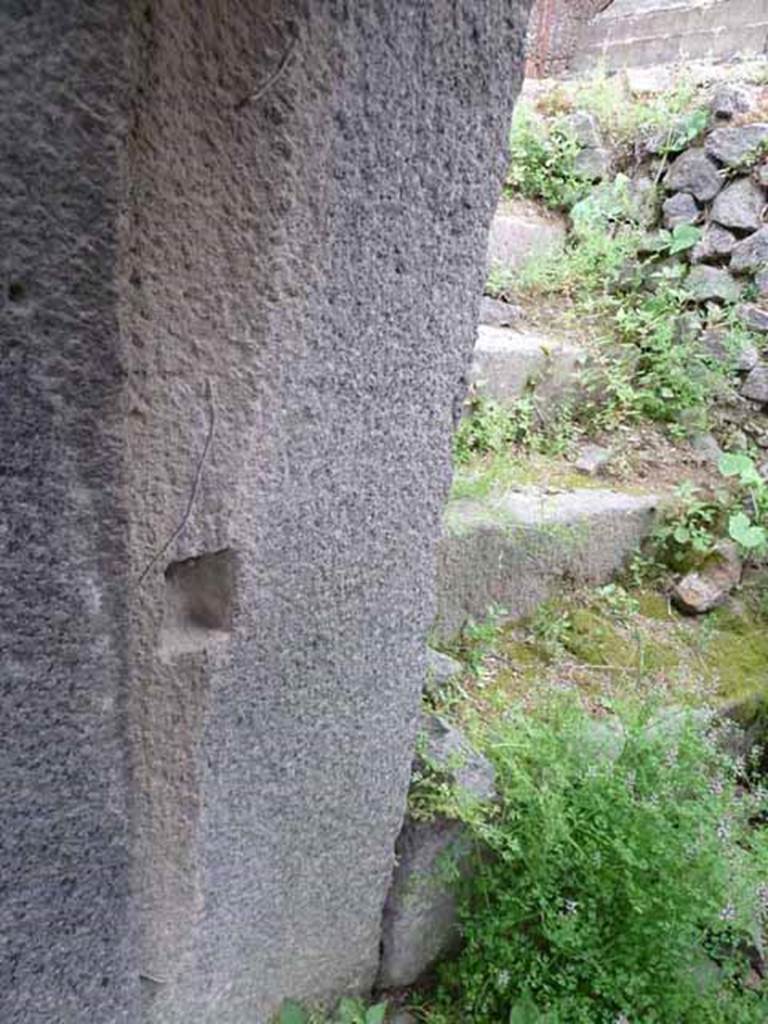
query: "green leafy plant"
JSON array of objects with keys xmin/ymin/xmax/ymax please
[
  {"xmin": 665, "ymin": 222, "xmax": 702, "ymax": 255},
  {"xmin": 454, "ymin": 395, "xmax": 534, "ymax": 463},
  {"xmin": 447, "ymin": 604, "xmax": 509, "ymax": 677},
  {"xmin": 570, "ymin": 174, "xmax": 647, "ymax": 236},
  {"xmin": 529, "ymin": 601, "xmax": 573, "ymax": 658},
  {"xmin": 572, "ymin": 68, "xmax": 700, "ymax": 149},
  {"xmin": 430, "ymin": 700, "xmax": 768, "ymax": 1023},
  {"xmin": 506, "ymin": 108, "xmax": 588, "ymax": 211},
  {"xmin": 652, "ymin": 107, "xmax": 709, "ymax": 155},
  {"xmin": 649, "ymin": 481, "xmax": 723, "ymax": 571},
  {"xmin": 719, "ymin": 453, "xmax": 768, "ymax": 555},
  {"xmin": 593, "ymin": 582, "xmax": 640, "ymax": 621}
]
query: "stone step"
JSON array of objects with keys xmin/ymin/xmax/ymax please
[
  {"xmin": 469, "ymin": 324, "xmax": 585, "ymax": 411},
  {"xmin": 433, "ymin": 486, "xmax": 659, "ymax": 641},
  {"xmin": 486, "ymin": 197, "xmax": 566, "ymax": 272}
]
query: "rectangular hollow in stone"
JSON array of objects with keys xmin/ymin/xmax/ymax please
[{"xmin": 160, "ymin": 549, "xmax": 235, "ymax": 655}]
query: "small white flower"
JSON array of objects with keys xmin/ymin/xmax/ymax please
[
  {"xmin": 496, "ymin": 969, "xmax": 510, "ymax": 989},
  {"xmin": 719, "ymin": 903, "xmax": 736, "ymax": 922},
  {"xmin": 564, "ymin": 899, "xmax": 579, "ymax": 915}
]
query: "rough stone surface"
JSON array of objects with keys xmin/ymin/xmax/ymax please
[
  {"xmin": 562, "ymin": 110, "xmax": 602, "ymax": 148},
  {"xmin": 0, "ymin": 6, "xmax": 137, "ymax": 1023},
  {"xmin": 690, "ymin": 224, "xmax": 736, "ymax": 264},
  {"xmin": 628, "ymin": 172, "xmax": 661, "ymax": 228},
  {"xmin": 662, "ymin": 191, "xmax": 700, "ymax": 229},
  {"xmin": 0, "ymin": 3, "xmax": 533, "ymax": 1022},
  {"xmin": 700, "ymin": 329, "xmax": 759, "ymax": 373},
  {"xmin": 486, "ymin": 197, "xmax": 566, "ymax": 270},
  {"xmin": 435, "ymin": 488, "xmax": 659, "ymax": 641},
  {"xmin": 737, "ymin": 304, "xmax": 768, "ymax": 334},
  {"xmin": 691, "ymin": 432, "xmax": 724, "ymax": 465},
  {"xmin": 742, "ymin": 364, "xmax": 768, "ymax": 403},
  {"xmin": 425, "ymin": 649, "xmax": 463, "ymax": 694},
  {"xmin": 419, "ymin": 715, "xmax": 496, "ymax": 803},
  {"xmin": 377, "ymin": 716, "xmax": 494, "ymax": 989},
  {"xmin": 674, "ymin": 312, "xmax": 702, "ymax": 345},
  {"xmin": 575, "ymin": 444, "xmax": 612, "ymax": 477},
  {"xmin": 377, "ymin": 817, "xmax": 467, "ymax": 989},
  {"xmin": 573, "ymin": 146, "xmax": 612, "ymax": 182},
  {"xmin": 469, "ymin": 325, "xmax": 585, "ymax": 411},
  {"xmin": 686, "ymin": 265, "xmax": 741, "ymax": 304},
  {"xmin": 706, "ymin": 124, "xmax": 768, "ymax": 168},
  {"xmin": 479, "ymin": 296, "xmax": 523, "ymax": 327},
  {"xmin": 711, "ymin": 177, "xmax": 766, "ymax": 233},
  {"xmin": 673, "ymin": 542, "xmax": 743, "ymax": 615},
  {"xmin": 710, "ymin": 84, "xmax": 754, "ymax": 122},
  {"xmin": 664, "ymin": 149, "xmax": 723, "ymax": 203},
  {"xmin": 757, "ymin": 269, "xmax": 768, "ymax": 298},
  {"xmin": 730, "ymin": 227, "xmax": 768, "ymax": 274}
]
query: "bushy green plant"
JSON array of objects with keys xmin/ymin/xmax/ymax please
[
  {"xmin": 454, "ymin": 395, "xmax": 534, "ymax": 463},
  {"xmin": 649, "ymin": 481, "xmax": 724, "ymax": 571},
  {"xmin": 447, "ymin": 604, "xmax": 509, "ymax": 677},
  {"xmin": 431, "ymin": 701, "xmax": 768, "ymax": 1023},
  {"xmin": 529, "ymin": 601, "xmax": 573, "ymax": 658},
  {"xmin": 514, "ymin": 226, "xmax": 638, "ymax": 301},
  {"xmin": 572, "ymin": 69, "xmax": 702, "ymax": 149},
  {"xmin": 506, "ymin": 108, "xmax": 588, "ymax": 211},
  {"xmin": 611, "ymin": 282, "xmax": 712, "ymax": 424}
]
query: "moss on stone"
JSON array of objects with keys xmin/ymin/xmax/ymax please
[
  {"xmin": 636, "ymin": 591, "xmax": 671, "ymax": 620},
  {"xmin": 704, "ymin": 626, "xmax": 768, "ymax": 703},
  {"xmin": 564, "ymin": 609, "xmax": 630, "ymax": 667}
]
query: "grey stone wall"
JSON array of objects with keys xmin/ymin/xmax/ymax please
[
  {"xmin": 575, "ymin": 0, "xmax": 768, "ymax": 71},
  {"xmin": 0, "ymin": 4, "xmax": 138, "ymax": 1023},
  {"xmin": 1, "ymin": 2, "xmax": 532, "ymax": 1022}
]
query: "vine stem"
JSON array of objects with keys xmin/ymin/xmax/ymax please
[{"xmin": 137, "ymin": 378, "xmax": 216, "ymax": 585}]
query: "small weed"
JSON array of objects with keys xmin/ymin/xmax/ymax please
[
  {"xmin": 529, "ymin": 601, "xmax": 573, "ymax": 658},
  {"xmin": 454, "ymin": 395, "xmax": 534, "ymax": 463},
  {"xmin": 447, "ymin": 605, "xmax": 508, "ymax": 676},
  {"xmin": 592, "ymin": 582, "xmax": 640, "ymax": 622}
]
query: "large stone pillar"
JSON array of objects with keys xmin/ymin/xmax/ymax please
[
  {"xmin": 0, "ymin": 4, "xmax": 138, "ymax": 1023},
  {"xmin": 1, "ymin": 2, "xmax": 531, "ymax": 1022}
]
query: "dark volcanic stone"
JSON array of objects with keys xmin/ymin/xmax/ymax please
[
  {"xmin": 1, "ymin": 2, "xmax": 534, "ymax": 1022},
  {"xmin": 730, "ymin": 226, "xmax": 768, "ymax": 274},
  {"xmin": 706, "ymin": 124, "xmax": 768, "ymax": 168},
  {"xmin": 711, "ymin": 177, "xmax": 765, "ymax": 233},
  {"xmin": 690, "ymin": 224, "xmax": 736, "ymax": 264},
  {"xmin": 662, "ymin": 191, "xmax": 700, "ymax": 228},
  {"xmin": 664, "ymin": 148, "xmax": 723, "ymax": 202},
  {"xmin": 686, "ymin": 265, "xmax": 741, "ymax": 303}
]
